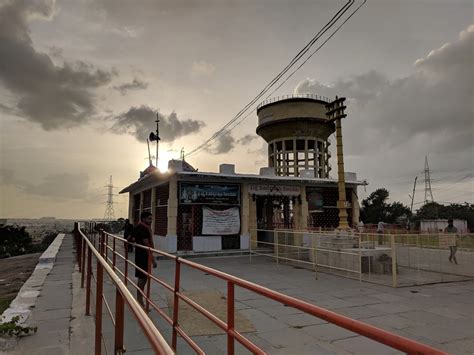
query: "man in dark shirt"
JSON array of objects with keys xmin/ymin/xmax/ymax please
[{"xmin": 132, "ymin": 211, "xmax": 157, "ymax": 307}]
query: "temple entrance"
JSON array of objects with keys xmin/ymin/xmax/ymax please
[{"xmin": 256, "ymin": 196, "xmax": 294, "ymax": 247}]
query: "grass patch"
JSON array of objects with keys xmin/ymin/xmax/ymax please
[{"xmin": 0, "ymin": 298, "xmax": 13, "ymax": 315}]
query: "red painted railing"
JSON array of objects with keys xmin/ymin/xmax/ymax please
[{"xmin": 74, "ymin": 222, "xmax": 446, "ymax": 354}]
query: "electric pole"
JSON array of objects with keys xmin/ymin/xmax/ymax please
[
  {"xmin": 104, "ymin": 175, "xmax": 116, "ymax": 221},
  {"xmin": 423, "ymin": 156, "xmax": 434, "ymax": 204},
  {"xmin": 326, "ymin": 96, "xmax": 349, "ymax": 229}
]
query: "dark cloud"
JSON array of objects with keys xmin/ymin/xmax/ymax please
[
  {"xmin": 295, "ymin": 25, "xmax": 474, "ymax": 158},
  {"xmin": 295, "ymin": 25, "xmax": 474, "ymax": 203},
  {"xmin": 111, "ymin": 105, "xmax": 205, "ymax": 143},
  {"xmin": 93, "ymin": 0, "xmax": 202, "ymax": 22},
  {"xmin": 0, "ymin": 0, "xmax": 115, "ymax": 130},
  {"xmin": 237, "ymin": 134, "xmax": 259, "ymax": 145},
  {"xmin": 207, "ymin": 133, "xmax": 235, "ymax": 154},
  {"xmin": 295, "ymin": 70, "xmax": 389, "ymax": 106},
  {"xmin": 113, "ymin": 78, "xmax": 149, "ymax": 95}
]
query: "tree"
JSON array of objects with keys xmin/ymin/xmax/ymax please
[
  {"xmin": 414, "ymin": 202, "xmax": 474, "ymax": 230},
  {"xmin": 360, "ymin": 188, "xmax": 411, "ymax": 224},
  {"xmin": 0, "ymin": 225, "xmax": 33, "ymax": 258}
]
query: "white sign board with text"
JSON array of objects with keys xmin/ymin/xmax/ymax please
[{"xmin": 202, "ymin": 207, "xmax": 240, "ymax": 235}]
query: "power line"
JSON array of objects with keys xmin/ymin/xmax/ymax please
[
  {"xmin": 222, "ymin": 0, "xmax": 368, "ymax": 137},
  {"xmin": 185, "ymin": 0, "xmax": 365, "ymax": 158}
]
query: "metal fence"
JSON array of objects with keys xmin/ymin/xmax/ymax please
[
  {"xmin": 74, "ymin": 222, "xmax": 446, "ymax": 354},
  {"xmin": 250, "ymin": 229, "xmax": 474, "ymax": 287}
]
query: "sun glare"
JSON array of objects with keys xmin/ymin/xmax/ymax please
[{"xmin": 157, "ymin": 150, "xmax": 175, "ymax": 172}]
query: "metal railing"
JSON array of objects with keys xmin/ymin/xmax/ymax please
[
  {"xmin": 74, "ymin": 222, "xmax": 173, "ymax": 355},
  {"xmin": 74, "ymin": 222, "xmax": 447, "ymax": 354},
  {"xmin": 250, "ymin": 229, "xmax": 474, "ymax": 288},
  {"xmin": 256, "ymin": 93, "xmax": 331, "ymax": 110}
]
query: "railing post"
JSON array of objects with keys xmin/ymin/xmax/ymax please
[
  {"xmin": 95, "ymin": 257, "xmax": 104, "ymax": 355},
  {"xmin": 275, "ymin": 230, "xmax": 279, "ymax": 265},
  {"xmin": 112, "ymin": 237, "xmax": 116, "ymax": 271},
  {"xmin": 391, "ymin": 234, "xmax": 398, "ymax": 288},
  {"xmin": 124, "ymin": 247, "xmax": 128, "ymax": 286},
  {"xmin": 114, "ymin": 289, "xmax": 125, "ymax": 354},
  {"xmin": 82, "ymin": 237, "xmax": 86, "ymax": 269},
  {"xmin": 81, "ymin": 237, "xmax": 86, "ymax": 288},
  {"xmin": 86, "ymin": 244, "xmax": 92, "ymax": 316},
  {"xmin": 100, "ymin": 230, "xmax": 105, "ymax": 257},
  {"xmin": 146, "ymin": 247, "xmax": 152, "ymax": 313},
  {"xmin": 249, "ymin": 230, "xmax": 252, "ymax": 262},
  {"xmin": 227, "ymin": 282, "xmax": 235, "ymax": 355},
  {"xmin": 358, "ymin": 234, "xmax": 362, "ymax": 283},
  {"xmin": 171, "ymin": 258, "xmax": 181, "ymax": 351},
  {"xmin": 75, "ymin": 222, "xmax": 82, "ymax": 270},
  {"xmin": 105, "ymin": 232, "xmax": 109, "ymax": 263}
]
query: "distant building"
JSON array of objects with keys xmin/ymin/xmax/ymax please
[
  {"xmin": 420, "ymin": 219, "xmax": 468, "ymax": 234},
  {"xmin": 120, "ymin": 95, "xmax": 365, "ymax": 253}
]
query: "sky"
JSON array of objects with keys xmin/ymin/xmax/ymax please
[{"xmin": 0, "ymin": 0, "xmax": 473, "ymax": 219}]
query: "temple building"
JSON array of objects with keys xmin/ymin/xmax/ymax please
[{"xmin": 120, "ymin": 94, "xmax": 365, "ymax": 253}]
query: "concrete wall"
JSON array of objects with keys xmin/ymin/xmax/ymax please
[{"xmin": 258, "ymin": 100, "xmax": 328, "ymax": 126}]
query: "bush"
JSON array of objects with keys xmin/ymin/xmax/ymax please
[{"xmin": 0, "ymin": 225, "xmax": 34, "ymax": 258}]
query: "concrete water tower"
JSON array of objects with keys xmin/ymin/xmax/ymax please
[
  {"xmin": 256, "ymin": 93, "xmax": 350, "ymax": 229},
  {"xmin": 256, "ymin": 94, "xmax": 335, "ymax": 178}
]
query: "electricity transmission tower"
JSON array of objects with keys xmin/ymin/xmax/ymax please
[
  {"xmin": 423, "ymin": 156, "xmax": 434, "ymax": 204},
  {"xmin": 104, "ymin": 175, "xmax": 116, "ymax": 221}
]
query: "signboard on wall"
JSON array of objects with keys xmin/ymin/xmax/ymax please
[
  {"xmin": 179, "ymin": 183, "xmax": 240, "ymax": 205},
  {"xmin": 248, "ymin": 184, "xmax": 300, "ymax": 196},
  {"xmin": 202, "ymin": 207, "xmax": 240, "ymax": 235}
]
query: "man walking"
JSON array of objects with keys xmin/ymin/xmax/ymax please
[
  {"xmin": 132, "ymin": 211, "xmax": 157, "ymax": 307},
  {"xmin": 445, "ymin": 219, "xmax": 458, "ymax": 264}
]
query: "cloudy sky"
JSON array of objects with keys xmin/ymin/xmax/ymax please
[{"xmin": 0, "ymin": 0, "xmax": 473, "ymax": 219}]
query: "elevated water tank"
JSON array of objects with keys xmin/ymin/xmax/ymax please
[{"xmin": 256, "ymin": 94, "xmax": 335, "ymax": 178}]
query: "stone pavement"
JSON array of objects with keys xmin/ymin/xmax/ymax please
[
  {"xmin": 100, "ymin": 252, "xmax": 474, "ymax": 354},
  {"xmin": 5, "ymin": 236, "xmax": 474, "ymax": 354},
  {"xmin": 4, "ymin": 235, "xmax": 93, "ymax": 355}
]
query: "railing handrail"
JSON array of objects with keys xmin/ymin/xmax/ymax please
[
  {"xmin": 99, "ymin": 229, "xmax": 446, "ymax": 355},
  {"xmin": 78, "ymin": 227, "xmax": 174, "ymax": 355},
  {"xmin": 256, "ymin": 93, "xmax": 331, "ymax": 111}
]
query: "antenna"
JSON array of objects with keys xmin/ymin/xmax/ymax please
[
  {"xmin": 423, "ymin": 156, "xmax": 434, "ymax": 204},
  {"xmin": 146, "ymin": 139, "xmax": 152, "ymax": 166},
  {"xmin": 104, "ymin": 175, "xmax": 116, "ymax": 221},
  {"xmin": 149, "ymin": 111, "xmax": 161, "ymax": 168},
  {"xmin": 155, "ymin": 112, "xmax": 160, "ymax": 168}
]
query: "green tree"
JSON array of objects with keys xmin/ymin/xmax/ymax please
[
  {"xmin": 0, "ymin": 225, "xmax": 33, "ymax": 258},
  {"xmin": 414, "ymin": 202, "xmax": 474, "ymax": 230},
  {"xmin": 360, "ymin": 188, "xmax": 411, "ymax": 224}
]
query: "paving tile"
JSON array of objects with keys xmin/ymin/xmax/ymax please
[
  {"xmin": 401, "ymin": 321, "xmax": 474, "ymax": 343},
  {"xmin": 275, "ymin": 312, "xmax": 328, "ymax": 327},
  {"xmin": 31, "ymin": 308, "xmax": 71, "ymax": 321},
  {"xmin": 397, "ymin": 310, "xmax": 455, "ymax": 325},
  {"xmin": 332, "ymin": 336, "xmax": 402, "ymax": 354},
  {"xmin": 257, "ymin": 327, "xmax": 318, "ymax": 348},
  {"xmin": 370, "ymin": 292, "xmax": 409, "ymax": 302},
  {"xmin": 259, "ymin": 304, "xmax": 303, "ymax": 317},
  {"xmin": 360, "ymin": 314, "xmax": 423, "ymax": 330},
  {"xmin": 336, "ymin": 304, "xmax": 387, "ymax": 319},
  {"xmin": 301, "ymin": 323, "xmax": 358, "ymax": 341}
]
